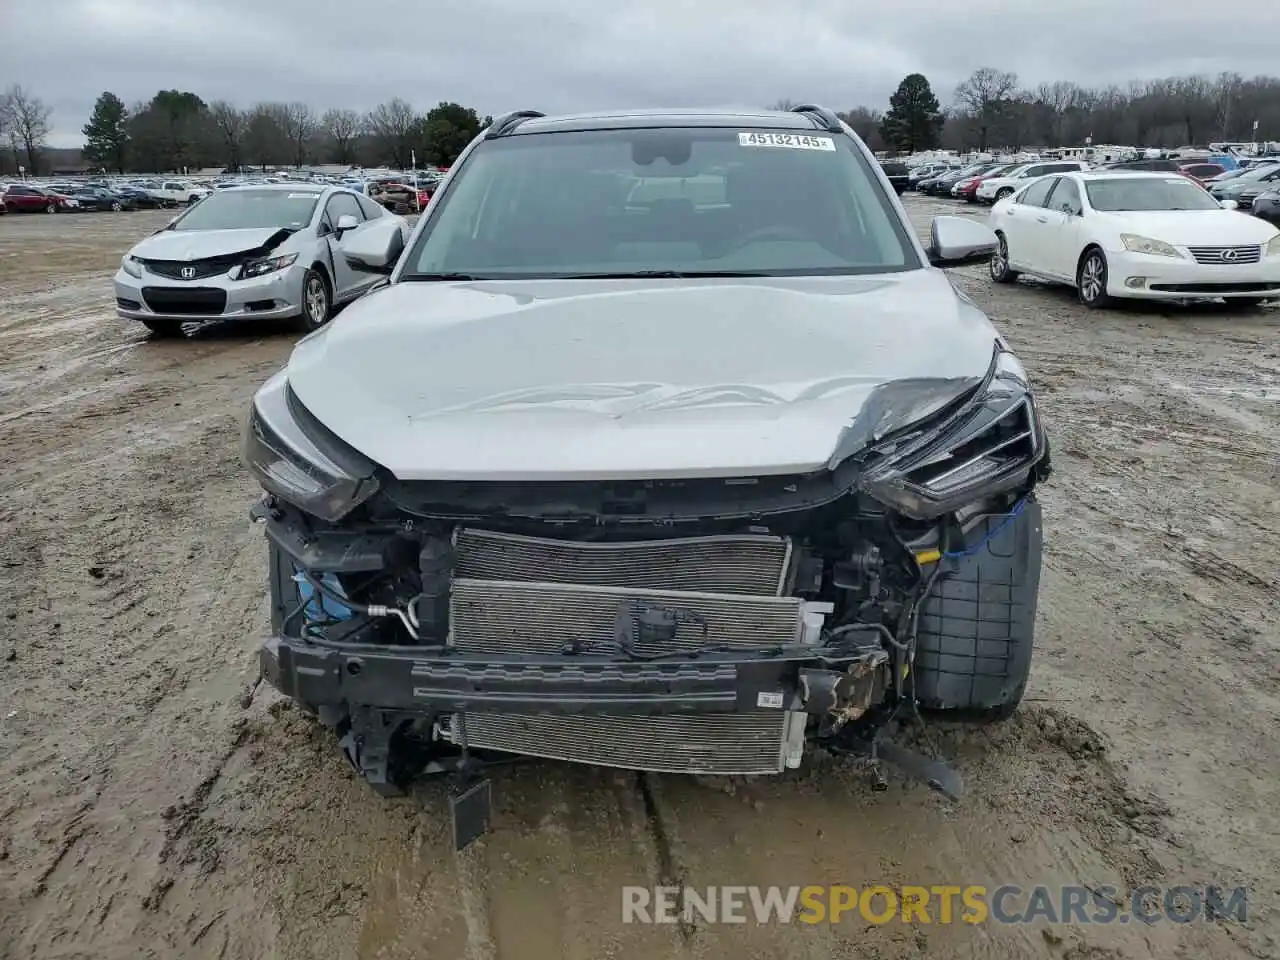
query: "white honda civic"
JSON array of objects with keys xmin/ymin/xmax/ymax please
[{"xmin": 986, "ymin": 170, "xmax": 1280, "ymax": 308}]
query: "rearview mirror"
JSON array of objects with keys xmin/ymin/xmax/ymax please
[
  {"xmin": 926, "ymin": 216, "xmax": 998, "ymax": 268},
  {"xmin": 341, "ymin": 217, "xmax": 404, "ymax": 275},
  {"xmin": 1219, "ymin": 199, "xmax": 1239, "ymax": 210},
  {"xmin": 334, "ymin": 213, "xmax": 359, "ymax": 237}
]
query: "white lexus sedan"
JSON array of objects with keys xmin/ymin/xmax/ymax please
[{"xmin": 987, "ymin": 171, "xmax": 1280, "ymax": 308}]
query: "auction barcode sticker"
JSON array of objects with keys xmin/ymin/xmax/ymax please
[
  {"xmin": 756, "ymin": 691, "xmax": 785, "ymax": 709},
  {"xmin": 738, "ymin": 132, "xmax": 836, "ymax": 151}
]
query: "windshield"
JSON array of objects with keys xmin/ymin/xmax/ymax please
[
  {"xmin": 1233, "ymin": 163, "xmax": 1280, "ymax": 181},
  {"xmin": 1085, "ymin": 177, "xmax": 1220, "ymax": 211},
  {"xmin": 402, "ymin": 126, "xmax": 918, "ymax": 278},
  {"xmin": 172, "ymin": 189, "xmax": 320, "ymax": 231}
]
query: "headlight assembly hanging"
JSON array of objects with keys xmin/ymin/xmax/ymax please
[{"xmin": 858, "ymin": 348, "xmax": 1046, "ymax": 520}]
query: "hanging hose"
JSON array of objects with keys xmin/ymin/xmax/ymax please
[{"xmin": 294, "ymin": 569, "xmax": 422, "ymax": 641}]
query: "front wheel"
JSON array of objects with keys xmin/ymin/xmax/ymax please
[
  {"xmin": 1077, "ymin": 248, "xmax": 1112, "ymax": 309},
  {"xmin": 995, "ymin": 187, "xmax": 1013, "ymax": 202},
  {"xmin": 989, "ymin": 233, "xmax": 1019, "ymax": 284},
  {"xmin": 110, "ymin": 201, "xmax": 122, "ymax": 212},
  {"xmin": 295, "ymin": 269, "xmax": 332, "ymax": 332},
  {"xmin": 45, "ymin": 202, "xmax": 57, "ymax": 214}
]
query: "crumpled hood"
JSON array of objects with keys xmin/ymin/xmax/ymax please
[
  {"xmin": 286, "ymin": 272, "xmax": 1000, "ymax": 481},
  {"xmin": 129, "ymin": 227, "xmax": 292, "ymax": 260},
  {"xmin": 1097, "ymin": 210, "xmax": 1280, "ymax": 246}
]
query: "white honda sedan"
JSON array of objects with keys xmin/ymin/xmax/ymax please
[{"xmin": 987, "ymin": 171, "xmax": 1280, "ymax": 307}]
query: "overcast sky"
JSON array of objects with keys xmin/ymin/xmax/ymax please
[{"xmin": 4, "ymin": 0, "xmax": 1279, "ymax": 148}]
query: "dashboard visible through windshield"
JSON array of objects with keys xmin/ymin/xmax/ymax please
[{"xmin": 401, "ymin": 126, "xmax": 920, "ymax": 279}]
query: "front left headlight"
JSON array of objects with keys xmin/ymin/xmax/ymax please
[
  {"xmin": 1266, "ymin": 234, "xmax": 1280, "ymax": 258},
  {"xmin": 236, "ymin": 253, "xmax": 298, "ymax": 280},
  {"xmin": 859, "ymin": 348, "xmax": 1046, "ymax": 520},
  {"xmin": 242, "ymin": 371, "xmax": 380, "ymax": 522},
  {"xmin": 121, "ymin": 254, "xmax": 142, "ymax": 278},
  {"xmin": 1121, "ymin": 234, "xmax": 1183, "ymax": 258}
]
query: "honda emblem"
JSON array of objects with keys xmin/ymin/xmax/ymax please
[{"xmin": 180, "ymin": 266, "xmax": 196, "ymax": 279}]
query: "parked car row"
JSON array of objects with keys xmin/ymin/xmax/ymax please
[
  {"xmin": 903, "ymin": 155, "xmax": 1280, "ymax": 229},
  {"xmin": 1, "ymin": 178, "xmax": 210, "ymax": 214}
]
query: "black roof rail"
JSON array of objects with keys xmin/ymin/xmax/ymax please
[
  {"xmin": 485, "ymin": 110, "xmax": 546, "ymax": 139},
  {"xmin": 790, "ymin": 104, "xmax": 843, "ymax": 134}
]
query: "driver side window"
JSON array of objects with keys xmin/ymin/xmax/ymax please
[
  {"xmin": 1049, "ymin": 178, "xmax": 1083, "ymax": 216},
  {"xmin": 1018, "ymin": 177, "xmax": 1056, "ymax": 207}
]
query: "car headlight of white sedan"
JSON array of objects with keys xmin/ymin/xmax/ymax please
[
  {"xmin": 1121, "ymin": 234, "xmax": 1183, "ymax": 258},
  {"xmin": 1267, "ymin": 234, "xmax": 1280, "ymax": 258},
  {"xmin": 121, "ymin": 255, "xmax": 143, "ymax": 278}
]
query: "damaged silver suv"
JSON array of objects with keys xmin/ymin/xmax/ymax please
[{"xmin": 244, "ymin": 106, "xmax": 1050, "ymax": 846}]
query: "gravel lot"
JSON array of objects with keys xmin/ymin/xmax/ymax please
[{"xmin": 1, "ymin": 199, "xmax": 1277, "ymax": 960}]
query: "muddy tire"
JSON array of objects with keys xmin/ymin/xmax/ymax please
[
  {"xmin": 141, "ymin": 318, "xmax": 185, "ymax": 337},
  {"xmin": 989, "ymin": 233, "xmax": 1019, "ymax": 284},
  {"xmin": 913, "ymin": 496, "xmax": 1043, "ymax": 719},
  {"xmin": 1077, "ymin": 247, "xmax": 1112, "ymax": 309},
  {"xmin": 294, "ymin": 269, "xmax": 331, "ymax": 332}
]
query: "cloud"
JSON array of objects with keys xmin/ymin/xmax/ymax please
[{"xmin": 4, "ymin": 0, "xmax": 1279, "ymax": 148}]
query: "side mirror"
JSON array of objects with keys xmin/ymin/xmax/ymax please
[
  {"xmin": 334, "ymin": 213, "xmax": 359, "ymax": 238},
  {"xmin": 926, "ymin": 216, "xmax": 998, "ymax": 268},
  {"xmin": 341, "ymin": 217, "xmax": 404, "ymax": 275},
  {"xmin": 1219, "ymin": 199, "xmax": 1239, "ymax": 210}
]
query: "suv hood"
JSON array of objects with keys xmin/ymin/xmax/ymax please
[
  {"xmin": 286, "ymin": 272, "xmax": 1000, "ymax": 481},
  {"xmin": 130, "ymin": 227, "xmax": 294, "ymax": 260}
]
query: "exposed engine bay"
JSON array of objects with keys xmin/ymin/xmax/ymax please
[{"xmin": 249, "ymin": 344, "xmax": 1051, "ymax": 847}]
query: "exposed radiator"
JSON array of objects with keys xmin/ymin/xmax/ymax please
[
  {"xmin": 453, "ymin": 528, "xmax": 792, "ymax": 596},
  {"xmin": 444, "ymin": 528, "xmax": 817, "ymax": 774},
  {"xmin": 441, "ymin": 711, "xmax": 792, "ymax": 776},
  {"xmin": 449, "ymin": 579, "xmax": 805, "ymax": 656}
]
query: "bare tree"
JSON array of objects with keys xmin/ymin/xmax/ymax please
[
  {"xmin": 321, "ymin": 108, "xmax": 361, "ymax": 164},
  {"xmin": 952, "ymin": 67, "xmax": 1019, "ymax": 149},
  {"xmin": 768, "ymin": 98, "xmax": 798, "ymax": 111},
  {"xmin": 209, "ymin": 100, "xmax": 246, "ymax": 171},
  {"xmin": 3, "ymin": 84, "xmax": 52, "ymax": 174},
  {"xmin": 364, "ymin": 98, "xmax": 417, "ymax": 167},
  {"xmin": 282, "ymin": 102, "xmax": 315, "ymax": 168}
]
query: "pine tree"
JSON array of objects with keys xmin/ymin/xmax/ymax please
[
  {"xmin": 880, "ymin": 74, "xmax": 944, "ymax": 153},
  {"xmin": 82, "ymin": 92, "xmax": 130, "ymax": 172}
]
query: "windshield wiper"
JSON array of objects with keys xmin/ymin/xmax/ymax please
[
  {"xmin": 401, "ymin": 272, "xmax": 487, "ymax": 281},
  {"xmin": 557, "ymin": 270, "xmax": 771, "ymax": 279}
]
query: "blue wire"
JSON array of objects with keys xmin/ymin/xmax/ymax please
[{"xmin": 943, "ymin": 495, "xmax": 1029, "ymax": 559}]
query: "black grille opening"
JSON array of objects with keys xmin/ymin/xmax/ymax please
[
  {"xmin": 245, "ymin": 299, "xmax": 276, "ymax": 311},
  {"xmin": 139, "ymin": 254, "xmax": 243, "ymax": 280},
  {"xmin": 116, "ymin": 298, "xmax": 141, "ymax": 310},
  {"xmin": 140, "ymin": 286, "xmax": 228, "ymax": 316},
  {"xmin": 1149, "ymin": 282, "xmax": 1275, "ymax": 293}
]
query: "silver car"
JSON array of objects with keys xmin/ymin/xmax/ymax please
[
  {"xmin": 243, "ymin": 107, "xmax": 1051, "ymax": 846},
  {"xmin": 113, "ymin": 184, "xmax": 409, "ymax": 336}
]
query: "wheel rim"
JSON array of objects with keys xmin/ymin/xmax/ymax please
[
  {"xmin": 46, "ymin": 203, "xmax": 56, "ymax": 213},
  {"xmin": 305, "ymin": 276, "xmax": 327, "ymax": 324},
  {"xmin": 111, "ymin": 202, "xmax": 121, "ymax": 211},
  {"xmin": 1081, "ymin": 255, "xmax": 1105, "ymax": 302},
  {"xmin": 991, "ymin": 237, "xmax": 1008, "ymax": 278}
]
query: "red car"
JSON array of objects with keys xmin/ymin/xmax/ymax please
[
  {"xmin": 1178, "ymin": 162, "xmax": 1226, "ymax": 186},
  {"xmin": 3, "ymin": 184, "xmax": 79, "ymax": 213}
]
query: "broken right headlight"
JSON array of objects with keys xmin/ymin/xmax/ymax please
[{"xmin": 859, "ymin": 349, "xmax": 1046, "ymax": 520}]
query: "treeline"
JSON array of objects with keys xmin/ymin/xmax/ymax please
[
  {"xmin": 6, "ymin": 67, "xmax": 1280, "ymax": 176},
  {"xmin": 831, "ymin": 68, "xmax": 1280, "ymax": 154},
  {"xmin": 0, "ymin": 85, "xmax": 489, "ymax": 175}
]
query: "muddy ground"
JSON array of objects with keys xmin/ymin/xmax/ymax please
[{"xmin": 0, "ymin": 200, "xmax": 1277, "ymax": 960}]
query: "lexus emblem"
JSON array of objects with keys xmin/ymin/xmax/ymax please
[
  {"xmin": 180, "ymin": 266, "xmax": 197, "ymax": 279},
  {"xmin": 1220, "ymin": 248, "xmax": 1239, "ymax": 261}
]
